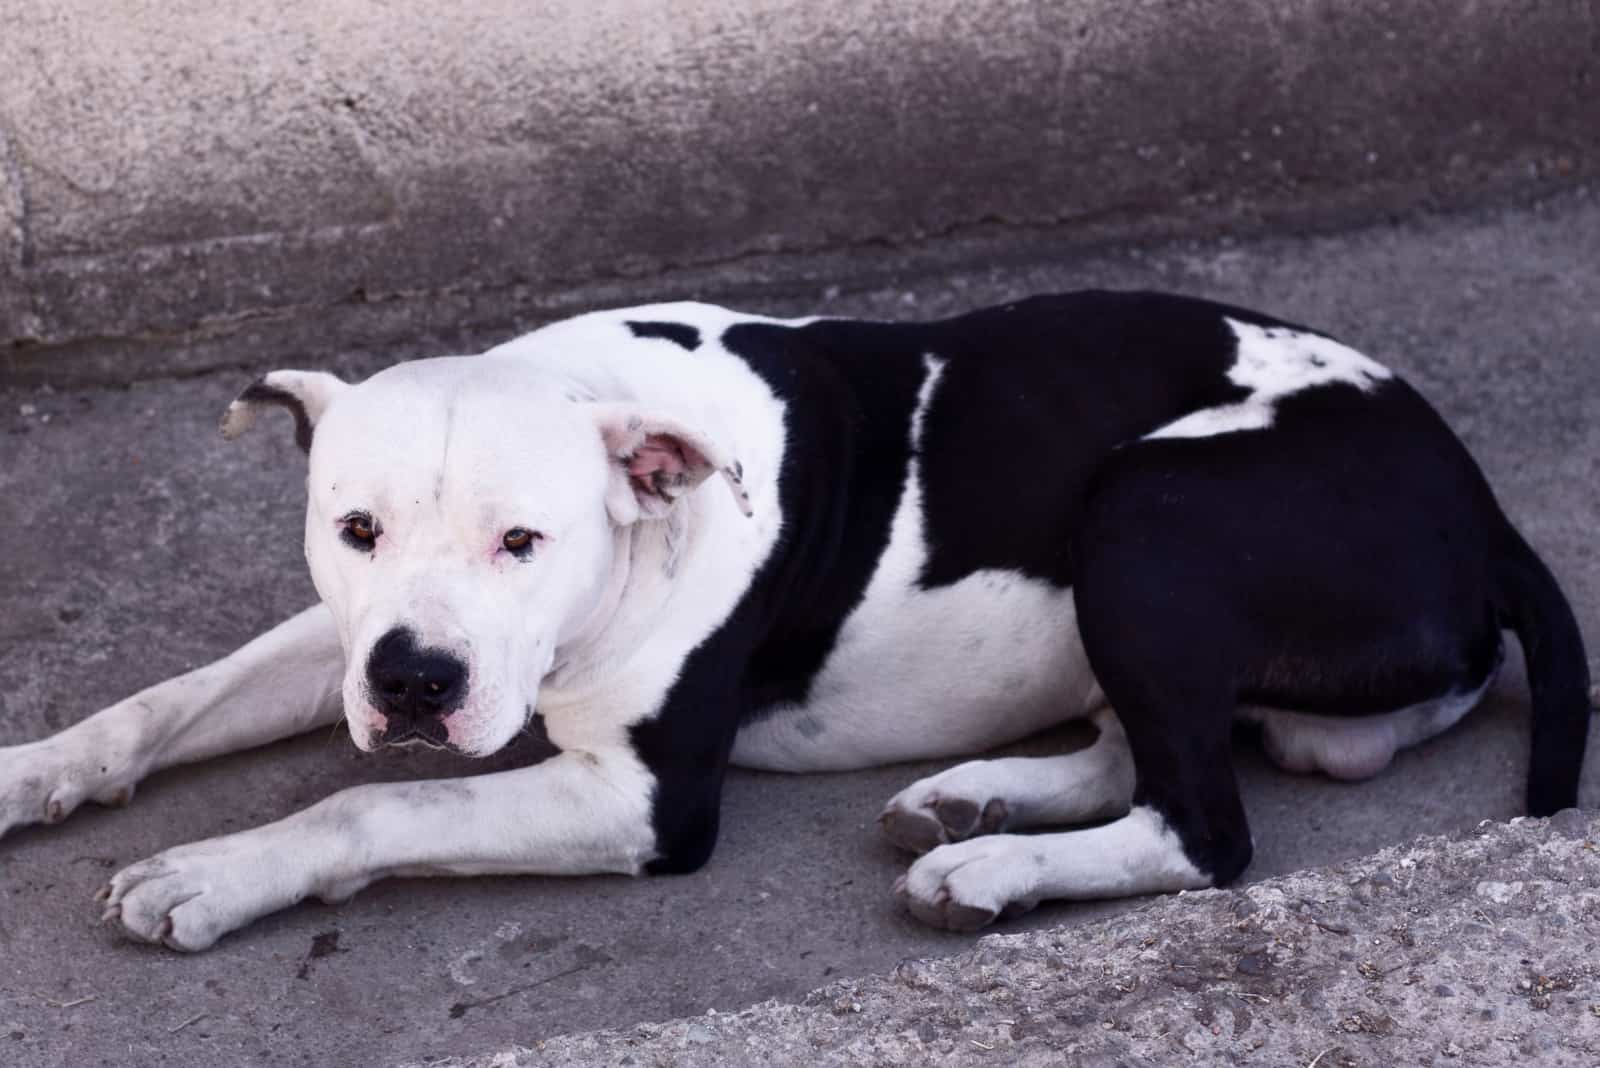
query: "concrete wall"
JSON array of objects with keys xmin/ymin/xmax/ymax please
[{"xmin": 1, "ymin": 0, "xmax": 1595, "ymax": 384}]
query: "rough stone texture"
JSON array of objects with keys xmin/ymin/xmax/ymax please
[
  {"xmin": 433, "ymin": 813, "xmax": 1600, "ymax": 1067},
  {"xmin": 0, "ymin": 187, "xmax": 1596, "ymax": 1066},
  {"xmin": 1, "ymin": 0, "xmax": 1597, "ymax": 384}
]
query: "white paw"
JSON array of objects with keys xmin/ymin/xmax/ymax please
[
  {"xmin": 99, "ymin": 835, "xmax": 304, "ymax": 952},
  {"xmin": 0, "ymin": 738, "xmax": 136, "ymax": 841},
  {"xmin": 893, "ymin": 836, "xmax": 1041, "ymax": 931},
  {"xmin": 878, "ymin": 763, "xmax": 1011, "ymax": 855}
]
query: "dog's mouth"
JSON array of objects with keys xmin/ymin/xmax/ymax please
[{"xmin": 377, "ymin": 721, "xmax": 454, "ymax": 752}]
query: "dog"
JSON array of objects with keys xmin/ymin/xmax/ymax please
[{"xmin": 0, "ymin": 291, "xmax": 1588, "ymax": 950}]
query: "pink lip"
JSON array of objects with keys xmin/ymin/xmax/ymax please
[{"xmin": 443, "ymin": 714, "xmax": 467, "ymax": 746}]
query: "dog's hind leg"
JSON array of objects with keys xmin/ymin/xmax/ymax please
[
  {"xmin": 894, "ymin": 628, "xmax": 1246, "ymax": 929},
  {"xmin": 878, "ymin": 706, "xmax": 1134, "ymax": 853},
  {"xmin": 894, "ymin": 654, "xmax": 1246, "ymax": 930},
  {"xmin": 0, "ymin": 604, "xmax": 343, "ymax": 840},
  {"xmin": 897, "ymin": 461, "xmax": 1258, "ymax": 929}
]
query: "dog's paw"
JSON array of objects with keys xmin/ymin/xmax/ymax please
[
  {"xmin": 878, "ymin": 763, "xmax": 1011, "ymax": 855},
  {"xmin": 99, "ymin": 835, "xmax": 302, "ymax": 952},
  {"xmin": 893, "ymin": 836, "xmax": 1040, "ymax": 931},
  {"xmin": 0, "ymin": 738, "xmax": 136, "ymax": 842}
]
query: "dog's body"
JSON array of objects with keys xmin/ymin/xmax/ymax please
[{"xmin": 0, "ymin": 291, "xmax": 1588, "ymax": 949}]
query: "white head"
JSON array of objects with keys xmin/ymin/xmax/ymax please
[{"xmin": 220, "ymin": 356, "xmax": 750, "ymax": 756}]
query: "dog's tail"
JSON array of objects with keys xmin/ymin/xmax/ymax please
[{"xmin": 1493, "ymin": 522, "xmax": 1591, "ymax": 816}]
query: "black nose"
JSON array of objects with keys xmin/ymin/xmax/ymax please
[{"xmin": 366, "ymin": 627, "xmax": 468, "ymax": 726}]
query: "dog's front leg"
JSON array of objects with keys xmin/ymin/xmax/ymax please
[
  {"xmin": 0, "ymin": 604, "xmax": 344, "ymax": 840},
  {"xmin": 100, "ymin": 746, "xmax": 657, "ymax": 951}
]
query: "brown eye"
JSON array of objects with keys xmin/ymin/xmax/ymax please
[
  {"xmin": 502, "ymin": 528, "xmax": 540, "ymax": 555},
  {"xmin": 340, "ymin": 512, "xmax": 378, "ymax": 551}
]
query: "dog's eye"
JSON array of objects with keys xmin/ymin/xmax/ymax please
[
  {"xmin": 340, "ymin": 512, "xmax": 379, "ymax": 551},
  {"xmin": 502, "ymin": 528, "xmax": 542, "ymax": 557}
]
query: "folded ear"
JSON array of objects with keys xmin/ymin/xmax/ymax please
[
  {"xmin": 591, "ymin": 404, "xmax": 753, "ymax": 524},
  {"xmin": 218, "ymin": 370, "xmax": 349, "ymax": 452}
]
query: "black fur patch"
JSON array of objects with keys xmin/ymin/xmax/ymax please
[
  {"xmin": 720, "ymin": 318, "xmax": 927, "ymax": 710},
  {"xmin": 238, "ymin": 379, "xmax": 315, "ymax": 452},
  {"xmin": 626, "ymin": 320, "xmax": 701, "ymax": 351},
  {"xmin": 912, "ymin": 292, "xmax": 1260, "ymax": 587}
]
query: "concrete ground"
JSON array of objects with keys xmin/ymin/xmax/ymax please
[{"xmin": 1, "ymin": 187, "xmax": 1597, "ymax": 1066}]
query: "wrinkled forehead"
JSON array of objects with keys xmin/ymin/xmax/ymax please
[{"xmin": 309, "ymin": 357, "xmax": 601, "ymax": 505}]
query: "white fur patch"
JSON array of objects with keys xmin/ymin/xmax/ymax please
[
  {"xmin": 908, "ymin": 353, "xmax": 943, "ymax": 451},
  {"xmin": 1146, "ymin": 319, "xmax": 1392, "ymax": 440},
  {"xmin": 895, "ymin": 805, "xmax": 1210, "ymax": 930}
]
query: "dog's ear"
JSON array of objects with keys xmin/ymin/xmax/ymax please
[
  {"xmin": 219, "ymin": 370, "xmax": 349, "ymax": 453},
  {"xmin": 590, "ymin": 404, "xmax": 752, "ymax": 524}
]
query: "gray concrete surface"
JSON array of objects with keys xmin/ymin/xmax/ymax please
[
  {"xmin": 0, "ymin": 187, "xmax": 1597, "ymax": 1066},
  {"xmin": 430, "ymin": 810, "xmax": 1600, "ymax": 1067},
  {"xmin": 2, "ymin": 0, "xmax": 1597, "ymax": 385}
]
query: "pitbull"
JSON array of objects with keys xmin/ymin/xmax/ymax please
[{"xmin": 0, "ymin": 291, "xmax": 1589, "ymax": 951}]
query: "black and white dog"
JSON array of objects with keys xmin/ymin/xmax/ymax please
[{"xmin": 0, "ymin": 291, "xmax": 1588, "ymax": 950}]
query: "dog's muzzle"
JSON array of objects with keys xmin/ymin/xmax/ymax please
[{"xmin": 365, "ymin": 627, "xmax": 469, "ymax": 748}]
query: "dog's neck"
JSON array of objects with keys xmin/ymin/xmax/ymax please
[{"xmin": 542, "ymin": 506, "xmax": 694, "ymax": 692}]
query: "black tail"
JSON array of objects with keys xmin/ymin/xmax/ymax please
[{"xmin": 1494, "ymin": 524, "xmax": 1592, "ymax": 816}]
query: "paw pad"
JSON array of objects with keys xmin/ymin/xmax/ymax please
[{"xmin": 879, "ymin": 793, "xmax": 1011, "ymax": 854}]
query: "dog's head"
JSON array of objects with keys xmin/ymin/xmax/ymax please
[{"xmin": 221, "ymin": 356, "xmax": 748, "ymax": 756}]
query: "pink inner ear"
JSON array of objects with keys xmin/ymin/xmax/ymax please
[{"xmin": 626, "ymin": 434, "xmax": 707, "ymax": 481}]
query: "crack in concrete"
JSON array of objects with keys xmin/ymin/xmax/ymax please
[
  {"xmin": 24, "ymin": 219, "xmax": 396, "ymax": 269},
  {"xmin": 314, "ymin": 82, "xmax": 401, "ymax": 222},
  {"xmin": 0, "ymin": 117, "xmax": 33, "ymax": 271},
  {"xmin": 446, "ymin": 960, "xmax": 595, "ymax": 1020},
  {"xmin": 0, "ymin": 110, "xmax": 46, "ymax": 346}
]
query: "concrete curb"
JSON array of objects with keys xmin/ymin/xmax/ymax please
[
  {"xmin": 423, "ymin": 812, "xmax": 1600, "ymax": 1067},
  {"xmin": 2, "ymin": 0, "xmax": 1596, "ymax": 385}
]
